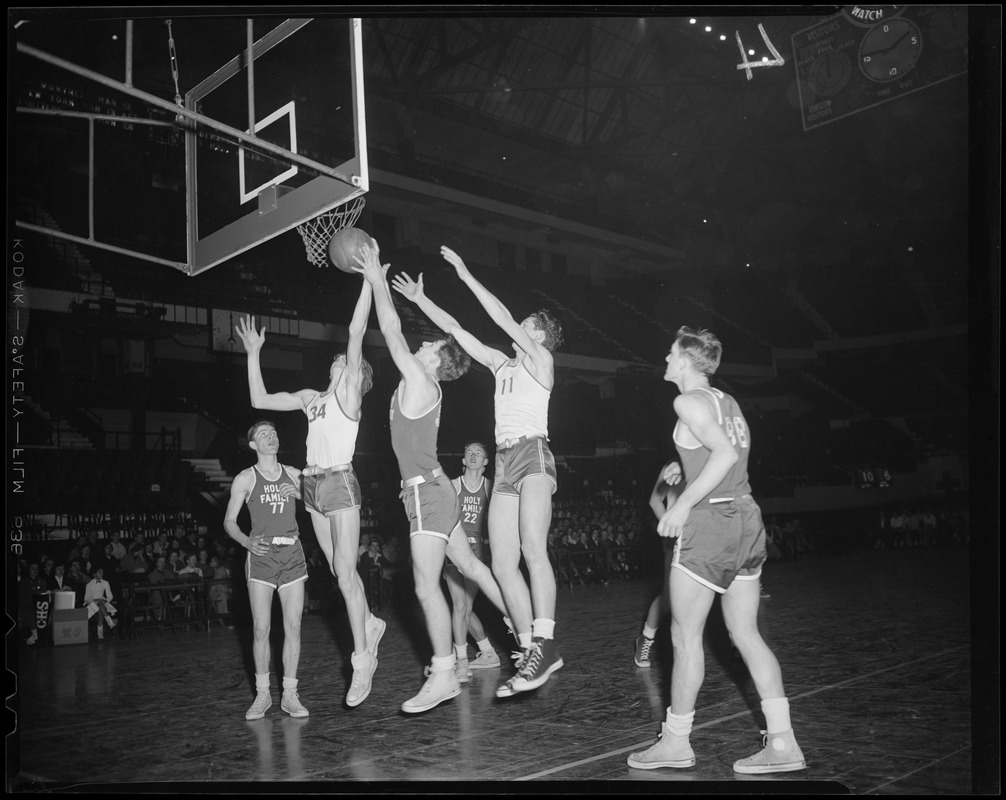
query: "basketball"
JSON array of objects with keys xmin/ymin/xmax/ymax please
[{"xmin": 328, "ymin": 227, "xmax": 374, "ymax": 273}]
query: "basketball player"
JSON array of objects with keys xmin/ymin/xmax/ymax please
[
  {"xmin": 633, "ymin": 459, "xmax": 682, "ymax": 668},
  {"xmin": 224, "ymin": 420, "xmax": 309, "ymax": 720},
  {"xmin": 627, "ymin": 327, "xmax": 805, "ymax": 774},
  {"xmin": 446, "ymin": 440, "xmax": 504, "ymax": 678},
  {"xmin": 234, "ymin": 279, "xmax": 385, "ymax": 710},
  {"xmin": 354, "ymin": 242, "xmax": 511, "ymax": 713},
  {"xmin": 390, "ymin": 246, "xmax": 564, "ymax": 698}
]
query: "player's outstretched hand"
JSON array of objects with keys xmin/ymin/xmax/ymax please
[
  {"xmin": 353, "ymin": 243, "xmax": 389, "ymax": 284},
  {"xmin": 440, "ymin": 246, "xmax": 472, "ymax": 280},
  {"xmin": 391, "ymin": 272, "xmax": 425, "ymax": 303},
  {"xmin": 235, "ymin": 314, "xmax": 265, "ymax": 353}
]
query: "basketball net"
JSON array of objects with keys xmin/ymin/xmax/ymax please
[{"xmin": 296, "ymin": 195, "xmax": 367, "ymax": 267}]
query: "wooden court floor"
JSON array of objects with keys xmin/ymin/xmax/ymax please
[{"xmin": 7, "ymin": 544, "xmax": 992, "ymax": 794}]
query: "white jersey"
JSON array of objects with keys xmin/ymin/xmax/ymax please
[
  {"xmin": 304, "ymin": 390, "xmax": 359, "ymax": 468},
  {"xmin": 494, "ymin": 357, "xmax": 549, "ymax": 446}
]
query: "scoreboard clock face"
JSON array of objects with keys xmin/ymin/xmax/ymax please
[
  {"xmin": 858, "ymin": 18, "xmax": 924, "ymax": 82},
  {"xmin": 808, "ymin": 49, "xmax": 853, "ymax": 96}
]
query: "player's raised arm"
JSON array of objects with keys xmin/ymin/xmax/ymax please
[
  {"xmin": 235, "ymin": 315, "xmax": 315, "ymax": 411},
  {"xmin": 440, "ymin": 246, "xmax": 537, "ymax": 349},
  {"xmin": 341, "ymin": 278, "xmax": 374, "ymax": 415},
  {"xmin": 354, "ymin": 244, "xmax": 429, "ymax": 390},
  {"xmin": 391, "ymin": 271, "xmax": 506, "ymax": 371}
]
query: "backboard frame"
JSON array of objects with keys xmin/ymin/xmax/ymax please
[
  {"xmin": 185, "ymin": 17, "xmax": 369, "ymax": 276},
  {"xmin": 13, "ymin": 17, "xmax": 368, "ymax": 277}
]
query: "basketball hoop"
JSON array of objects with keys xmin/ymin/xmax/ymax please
[{"xmin": 297, "ymin": 195, "xmax": 366, "ymax": 267}]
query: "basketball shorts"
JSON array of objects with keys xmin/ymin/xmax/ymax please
[
  {"xmin": 303, "ymin": 468, "xmax": 360, "ymax": 517},
  {"xmin": 445, "ymin": 532, "xmax": 486, "ymax": 577},
  {"xmin": 493, "ymin": 436, "xmax": 557, "ymax": 497},
  {"xmin": 672, "ymin": 496, "xmax": 766, "ymax": 593},
  {"xmin": 401, "ymin": 473, "xmax": 460, "ymax": 542},
  {"xmin": 246, "ymin": 540, "xmax": 308, "ymax": 591}
]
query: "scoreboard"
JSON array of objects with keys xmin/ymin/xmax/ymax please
[
  {"xmin": 854, "ymin": 467, "xmax": 892, "ymax": 490},
  {"xmin": 792, "ymin": 6, "xmax": 968, "ymax": 131}
]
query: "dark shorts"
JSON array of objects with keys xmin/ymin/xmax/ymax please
[
  {"xmin": 246, "ymin": 541, "xmax": 308, "ymax": 591},
  {"xmin": 401, "ymin": 474, "xmax": 460, "ymax": 541},
  {"xmin": 672, "ymin": 497, "xmax": 766, "ymax": 593},
  {"xmin": 445, "ymin": 533, "xmax": 487, "ymax": 577},
  {"xmin": 303, "ymin": 468, "xmax": 361, "ymax": 517},
  {"xmin": 493, "ymin": 436, "xmax": 557, "ymax": 497}
]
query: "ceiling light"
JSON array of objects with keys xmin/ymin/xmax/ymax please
[
  {"xmin": 689, "ymin": 18, "xmax": 696, "ymax": 24},
  {"xmin": 720, "ymin": 34, "xmax": 727, "ymax": 41},
  {"xmin": 704, "ymin": 26, "xmax": 712, "ymax": 32}
]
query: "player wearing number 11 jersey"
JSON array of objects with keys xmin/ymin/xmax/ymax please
[{"xmin": 628, "ymin": 327, "xmax": 806, "ymax": 775}]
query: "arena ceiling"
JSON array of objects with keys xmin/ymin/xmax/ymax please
[{"xmin": 14, "ymin": 8, "xmax": 992, "ymax": 329}]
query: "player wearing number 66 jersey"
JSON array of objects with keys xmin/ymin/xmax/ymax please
[{"xmin": 628, "ymin": 327, "xmax": 805, "ymax": 775}]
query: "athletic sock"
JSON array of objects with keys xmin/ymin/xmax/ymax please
[
  {"xmin": 430, "ymin": 653, "xmax": 456, "ymax": 674},
  {"xmin": 282, "ymin": 677, "xmax": 298, "ymax": 691},
  {"xmin": 255, "ymin": 673, "xmax": 270, "ymax": 692},
  {"xmin": 475, "ymin": 637, "xmax": 493, "ymax": 654},
  {"xmin": 454, "ymin": 643, "xmax": 467, "ymax": 660},
  {"xmin": 532, "ymin": 618, "xmax": 555, "ymax": 640},
  {"xmin": 665, "ymin": 709, "xmax": 695, "ymax": 737},
  {"xmin": 642, "ymin": 623, "xmax": 658, "ymax": 639},
  {"xmin": 518, "ymin": 632, "xmax": 533, "ymax": 650},
  {"xmin": 761, "ymin": 697, "xmax": 792, "ymax": 734}
]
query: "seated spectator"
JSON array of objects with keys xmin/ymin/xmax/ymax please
[
  {"xmin": 177, "ymin": 553, "xmax": 204, "ymax": 581},
  {"xmin": 208, "ymin": 555, "xmax": 232, "ymax": 616},
  {"xmin": 78, "ymin": 544, "xmax": 96, "ymax": 579},
  {"xmin": 146, "ymin": 555, "xmax": 173, "ymax": 619},
  {"xmin": 83, "ymin": 566, "xmax": 117, "ymax": 640},
  {"xmin": 119, "ymin": 543, "xmax": 149, "ymax": 579},
  {"xmin": 165, "ymin": 550, "xmax": 183, "ymax": 578},
  {"xmin": 40, "ymin": 557, "xmax": 56, "ymax": 587},
  {"xmin": 66, "ymin": 559, "xmax": 91, "ymax": 604},
  {"xmin": 109, "ymin": 532, "xmax": 127, "ymax": 562},
  {"xmin": 195, "ymin": 549, "xmax": 212, "ymax": 581},
  {"xmin": 49, "ymin": 563, "xmax": 72, "ymax": 594}
]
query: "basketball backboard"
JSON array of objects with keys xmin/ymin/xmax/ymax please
[{"xmin": 13, "ymin": 14, "xmax": 368, "ymax": 276}]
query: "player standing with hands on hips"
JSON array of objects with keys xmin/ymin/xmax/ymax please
[
  {"xmin": 627, "ymin": 327, "xmax": 806, "ymax": 774},
  {"xmin": 390, "ymin": 245, "xmax": 564, "ymax": 698}
]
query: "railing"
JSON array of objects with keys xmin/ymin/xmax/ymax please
[
  {"xmin": 550, "ymin": 545, "xmax": 646, "ymax": 589},
  {"xmin": 118, "ymin": 576, "xmax": 234, "ymax": 638}
]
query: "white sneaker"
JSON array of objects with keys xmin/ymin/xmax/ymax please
[
  {"xmin": 245, "ymin": 691, "xmax": 272, "ymax": 720},
  {"xmin": 366, "ymin": 615, "xmax": 387, "ymax": 658},
  {"xmin": 733, "ymin": 729, "xmax": 806, "ymax": 774},
  {"xmin": 402, "ymin": 666, "xmax": 461, "ymax": 713},
  {"xmin": 470, "ymin": 649, "xmax": 501, "ymax": 669},
  {"xmin": 627, "ymin": 723, "xmax": 696, "ymax": 769},
  {"xmin": 346, "ymin": 651, "xmax": 378, "ymax": 708},
  {"xmin": 281, "ymin": 691, "xmax": 310, "ymax": 718}
]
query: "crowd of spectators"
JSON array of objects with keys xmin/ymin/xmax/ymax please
[{"xmin": 16, "ymin": 489, "xmax": 969, "ymax": 647}]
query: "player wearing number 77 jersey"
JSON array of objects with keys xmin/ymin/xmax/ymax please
[{"xmin": 628, "ymin": 326, "xmax": 805, "ymax": 774}]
